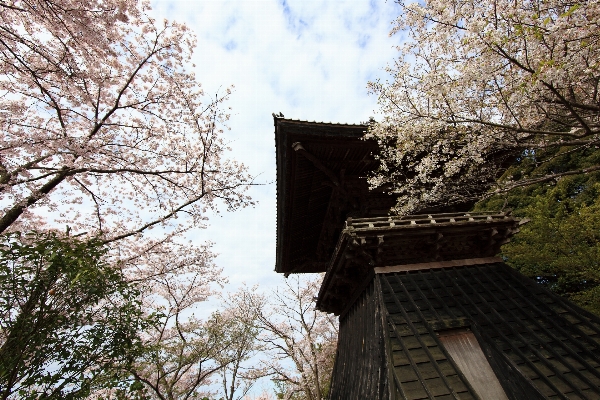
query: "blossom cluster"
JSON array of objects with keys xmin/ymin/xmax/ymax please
[{"xmin": 367, "ymin": 0, "xmax": 600, "ymax": 214}]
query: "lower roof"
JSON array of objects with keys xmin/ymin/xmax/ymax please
[
  {"xmin": 330, "ymin": 262, "xmax": 600, "ymax": 399},
  {"xmin": 317, "ymin": 212, "xmax": 522, "ymax": 315}
]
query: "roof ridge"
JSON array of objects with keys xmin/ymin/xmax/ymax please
[{"xmin": 272, "ymin": 113, "xmax": 368, "ymax": 127}]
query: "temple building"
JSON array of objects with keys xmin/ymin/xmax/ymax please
[{"xmin": 274, "ymin": 116, "xmax": 600, "ymax": 399}]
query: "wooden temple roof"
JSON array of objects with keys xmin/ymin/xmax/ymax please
[
  {"xmin": 322, "ymin": 213, "xmax": 600, "ymax": 399},
  {"xmin": 274, "ymin": 116, "xmax": 600, "ymax": 399},
  {"xmin": 273, "ymin": 116, "xmax": 477, "ymax": 275},
  {"xmin": 316, "ymin": 211, "xmax": 522, "ymax": 315},
  {"xmin": 274, "ymin": 116, "xmax": 398, "ymax": 274}
]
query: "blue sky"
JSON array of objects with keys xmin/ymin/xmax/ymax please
[{"xmin": 150, "ymin": 0, "xmax": 403, "ymax": 302}]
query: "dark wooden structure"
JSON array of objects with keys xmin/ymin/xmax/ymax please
[
  {"xmin": 274, "ymin": 116, "xmax": 600, "ymax": 399},
  {"xmin": 275, "ymin": 117, "xmax": 396, "ymax": 275}
]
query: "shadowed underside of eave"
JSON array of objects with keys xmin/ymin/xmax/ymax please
[{"xmin": 274, "ymin": 116, "xmax": 398, "ymax": 274}]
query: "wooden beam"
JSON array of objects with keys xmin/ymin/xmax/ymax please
[{"xmin": 373, "ymin": 257, "xmax": 503, "ymax": 273}]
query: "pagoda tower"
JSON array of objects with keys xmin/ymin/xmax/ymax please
[{"xmin": 274, "ymin": 115, "xmax": 600, "ymax": 399}]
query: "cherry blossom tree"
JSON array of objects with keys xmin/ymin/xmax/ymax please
[
  {"xmin": 250, "ymin": 276, "xmax": 338, "ymax": 400},
  {"xmin": 0, "ymin": 0, "xmax": 256, "ymax": 397},
  {"xmin": 125, "ymin": 281, "xmax": 265, "ymax": 400},
  {"xmin": 367, "ymin": 0, "xmax": 600, "ymax": 214},
  {"xmin": 216, "ymin": 288, "xmax": 269, "ymax": 400},
  {"xmin": 123, "ymin": 246, "xmax": 225, "ymax": 400},
  {"xmin": 0, "ymin": 0, "xmax": 253, "ymax": 259}
]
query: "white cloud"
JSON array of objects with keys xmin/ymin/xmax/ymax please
[
  {"xmin": 150, "ymin": 0, "xmax": 403, "ymax": 293},
  {"xmin": 147, "ymin": 0, "xmax": 401, "ymax": 289},
  {"xmin": 147, "ymin": 0, "xmax": 404, "ymax": 394}
]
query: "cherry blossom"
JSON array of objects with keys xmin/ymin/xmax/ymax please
[
  {"xmin": 0, "ymin": 0, "xmax": 253, "ymax": 255},
  {"xmin": 251, "ymin": 276, "xmax": 338, "ymax": 400},
  {"xmin": 368, "ymin": 0, "xmax": 600, "ymax": 214},
  {"xmin": 0, "ymin": 2, "xmax": 256, "ymax": 395}
]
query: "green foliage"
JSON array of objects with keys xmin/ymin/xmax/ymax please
[
  {"xmin": 0, "ymin": 231, "xmax": 151, "ymax": 399},
  {"xmin": 476, "ymin": 145, "xmax": 600, "ymax": 315}
]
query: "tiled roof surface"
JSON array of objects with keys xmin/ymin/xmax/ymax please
[
  {"xmin": 329, "ymin": 263, "xmax": 600, "ymax": 399},
  {"xmin": 317, "ymin": 212, "xmax": 522, "ymax": 315}
]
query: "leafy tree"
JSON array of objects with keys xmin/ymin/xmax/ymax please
[
  {"xmin": 0, "ymin": 231, "xmax": 151, "ymax": 399},
  {"xmin": 367, "ymin": 0, "xmax": 600, "ymax": 215},
  {"xmin": 476, "ymin": 146, "xmax": 600, "ymax": 316}
]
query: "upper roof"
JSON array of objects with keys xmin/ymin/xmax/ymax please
[
  {"xmin": 274, "ymin": 116, "xmax": 398, "ymax": 274},
  {"xmin": 273, "ymin": 116, "xmax": 479, "ymax": 275}
]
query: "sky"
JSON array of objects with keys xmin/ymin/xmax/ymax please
[{"xmin": 148, "ymin": 0, "xmax": 404, "ymax": 302}]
